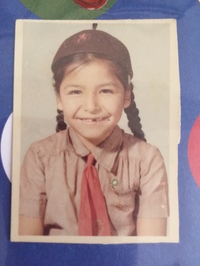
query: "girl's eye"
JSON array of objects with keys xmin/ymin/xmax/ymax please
[
  {"xmin": 100, "ymin": 89, "xmax": 113, "ymax": 94},
  {"xmin": 68, "ymin": 90, "xmax": 82, "ymax": 95}
]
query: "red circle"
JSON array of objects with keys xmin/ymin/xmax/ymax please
[
  {"xmin": 74, "ymin": 0, "xmax": 107, "ymax": 10},
  {"xmin": 188, "ymin": 115, "xmax": 200, "ymax": 187}
]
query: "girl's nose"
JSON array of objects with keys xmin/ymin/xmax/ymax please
[{"xmin": 84, "ymin": 93, "xmax": 100, "ymax": 113}]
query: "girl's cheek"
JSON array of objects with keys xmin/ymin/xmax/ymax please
[{"xmin": 65, "ymin": 99, "xmax": 83, "ymax": 109}]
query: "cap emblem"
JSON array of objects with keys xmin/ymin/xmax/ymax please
[{"xmin": 76, "ymin": 33, "xmax": 89, "ymax": 43}]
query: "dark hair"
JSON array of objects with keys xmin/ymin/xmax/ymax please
[{"xmin": 52, "ymin": 53, "xmax": 146, "ymax": 141}]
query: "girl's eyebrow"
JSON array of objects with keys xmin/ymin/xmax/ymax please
[
  {"xmin": 96, "ymin": 82, "xmax": 122, "ymax": 91},
  {"xmin": 63, "ymin": 82, "xmax": 120, "ymax": 90},
  {"xmin": 97, "ymin": 82, "xmax": 119, "ymax": 87},
  {"xmin": 63, "ymin": 84, "xmax": 84, "ymax": 90}
]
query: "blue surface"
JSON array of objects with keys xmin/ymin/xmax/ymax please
[{"xmin": 1, "ymin": 0, "xmax": 200, "ymax": 265}]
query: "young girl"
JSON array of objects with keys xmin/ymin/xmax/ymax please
[{"xmin": 19, "ymin": 24, "xmax": 169, "ymax": 236}]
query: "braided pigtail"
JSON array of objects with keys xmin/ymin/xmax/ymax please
[
  {"xmin": 124, "ymin": 83, "xmax": 146, "ymax": 141},
  {"xmin": 56, "ymin": 109, "xmax": 67, "ymax": 132}
]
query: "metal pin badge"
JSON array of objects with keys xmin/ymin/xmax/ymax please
[{"xmin": 111, "ymin": 179, "xmax": 118, "ymax": 186}]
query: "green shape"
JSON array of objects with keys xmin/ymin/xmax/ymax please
[{"xmin": 20, "ymin": 0, "xmax": 116, "ymax": 20}]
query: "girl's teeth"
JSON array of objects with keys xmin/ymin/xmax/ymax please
[{"xmin": 83, "ymin": 118, "xmax": 103, "ymax": 122}]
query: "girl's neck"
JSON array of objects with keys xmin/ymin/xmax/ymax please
[{"xmin": 75, "ymin": 132, "xmax": 100, "ymax": 152}]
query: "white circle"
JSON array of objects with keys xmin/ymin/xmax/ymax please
[{"xmin": 0, "ymin": 113, "xmax": 12, "ymax": 182}]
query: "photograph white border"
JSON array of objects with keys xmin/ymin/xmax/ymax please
[{"xmin": 11, "ymin": 19, "xmax": 180, "ymax": 243}]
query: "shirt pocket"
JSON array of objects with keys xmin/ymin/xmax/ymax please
[{"xmin": 107, "ymin": 183, "xmax": 137, "ymax": 230}]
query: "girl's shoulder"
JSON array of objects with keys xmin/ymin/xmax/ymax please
[
  {"xmin": 28, "ymin": 130, "xmax": 69, "ymax": 158},
  {"xmin": 122, "ymin": 131, "xmax": 163, "ymax": 160}
]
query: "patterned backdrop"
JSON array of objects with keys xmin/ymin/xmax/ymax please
[{"xmin": 0, "ymin": 0, "xmax": 200, "ymax": 265}]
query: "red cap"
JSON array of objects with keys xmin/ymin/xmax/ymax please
[{"xmin": 51, "ymin": 25, "xmax": 133, "ymax": 78}]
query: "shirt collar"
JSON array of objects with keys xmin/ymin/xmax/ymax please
[
  {"xmin": 67, "ymin": 126, "xmax": 124, "ymax": 172},
  {"xmin": 67, "ymin": 127, "xmax": 90, "ymax": 157}
]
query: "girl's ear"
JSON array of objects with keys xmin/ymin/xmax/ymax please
[
  {"xmin": 56, "ymin": 94, "xmax": 63, "ymax": 111},
  {"xmin": 123, "ymin": 87, "xmax": 131, "ymax": 108}
]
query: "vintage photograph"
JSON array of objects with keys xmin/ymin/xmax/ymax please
[{"xmin": 11, "ymin": 19, "xmax": 179, "ymax": 243}]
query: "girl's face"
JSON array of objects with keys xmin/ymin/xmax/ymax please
[{"xmin": 56, "ymin": 59, "xmax": 131, "ymax": 150}]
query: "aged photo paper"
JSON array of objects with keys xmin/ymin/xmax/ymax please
[{"xmin": 11, "ymin": 19, "xmax": 180, "ymax": 243}]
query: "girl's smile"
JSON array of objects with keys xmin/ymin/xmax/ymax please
[
  {"xmin": 57, "ymin": 59, "xmax": 130, "ymax": 150},
  {"xmin": 77, "ymin": 117, "xmax": 110, "ymax": 124}
]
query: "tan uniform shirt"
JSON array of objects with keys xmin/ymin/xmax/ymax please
[{"xmin": 20, "ymin": 126, "xmax": 169, "ymax": 236}]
